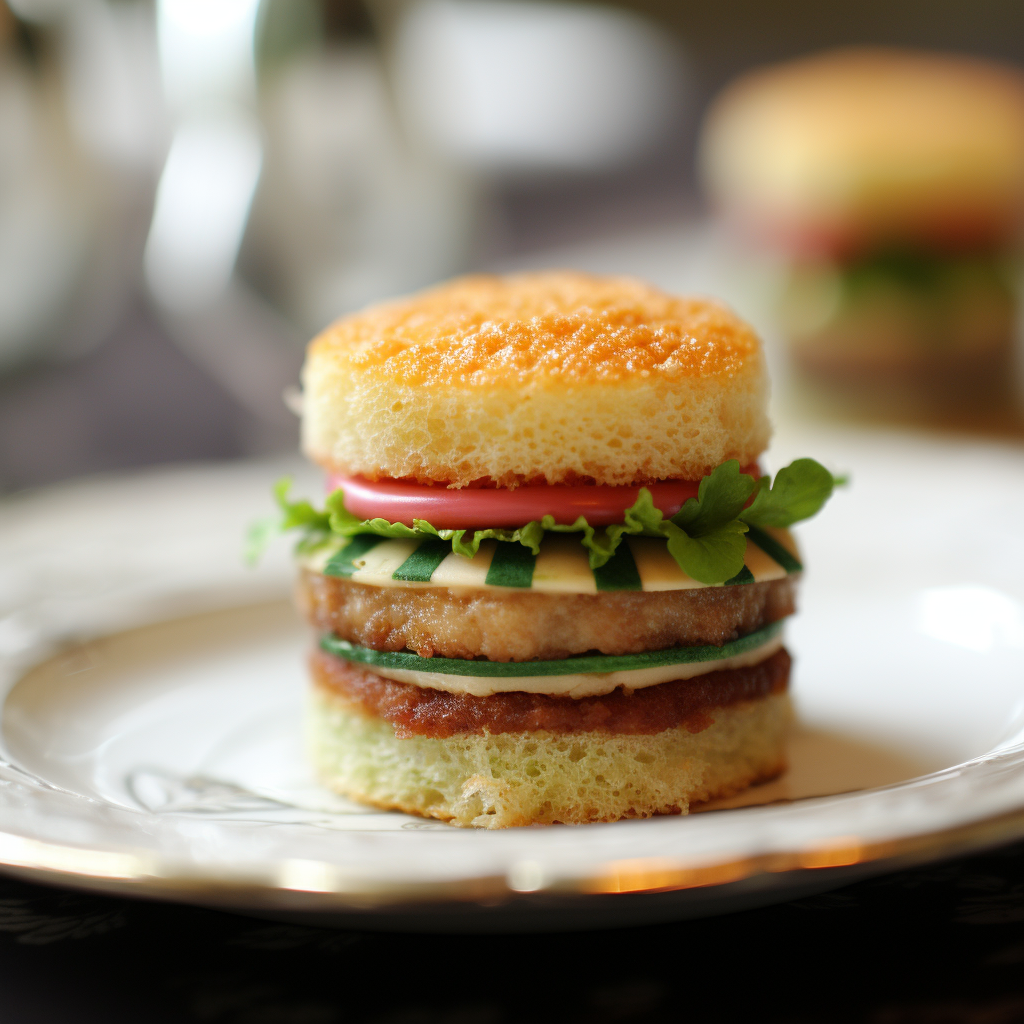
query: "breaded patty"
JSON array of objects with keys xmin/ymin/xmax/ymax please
[{"xmin": 297, "ymin": 569, "xmax": 797, "ymax": 662}]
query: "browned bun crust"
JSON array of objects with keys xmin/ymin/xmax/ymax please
[
  {"xmin": 297, "ymin": 569, "xmax": 797, "ymax": 662},
  {"xmin": 302, "ymin": 271, "xmax": 771, "ymax": 487},
  {"xmin": 700, "ymin": 48, "xmax": 1024, "ymax": 254}
]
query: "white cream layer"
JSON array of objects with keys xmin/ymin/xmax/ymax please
[{"xmin": 350, "ymin": 633, "xmax": 784, "ymax": 699}]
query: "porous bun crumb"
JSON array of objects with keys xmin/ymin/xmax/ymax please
[
  {"xmin": 302, "ymin": 272, "xmax": 770, "ymax": 487},
  {"xmin": 700, "ymin": 48, "xmax": 1024, "ymax": 252},
  {"xmin": 309, "ymin": 686, "xmax": 791, "ymax": 828}
]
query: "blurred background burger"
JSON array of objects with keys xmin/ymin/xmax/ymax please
[
  {"xmin": 699, "ymin": 48, "xmax": 1024, "ymax": 426},
  {"xmin": 4, "ymin": 0, "xmax": 1024, "ymax": 493}
]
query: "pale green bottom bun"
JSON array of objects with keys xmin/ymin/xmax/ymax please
[{"xmin": 308, "ymin": 687, "xmax": 792, "ymax": 829}]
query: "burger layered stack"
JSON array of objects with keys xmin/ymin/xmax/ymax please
[
  {"xmin": 699, "ymin": 48, "xmax": 1024, "ymax": 416},
  {"xmin": 273, "ymin": 272, "xmax": 837, "ymax": 828}
]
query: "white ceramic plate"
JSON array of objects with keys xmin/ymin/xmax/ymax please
[{"xmin": 1, "ymin": 429, "xmax": 1023, "ymax": 931}]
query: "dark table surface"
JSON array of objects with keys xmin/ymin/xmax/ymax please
[{"xmin": 2, "ymin": 840, "xmax": 1023, "ymax": 1024}]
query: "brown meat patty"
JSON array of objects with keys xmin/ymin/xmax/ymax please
[
  {"xmin": 311, "ymin": 647, "xmax": 792, "ymax": 738},
  {"xmin": 298, "ymin": 569, "xmax": 797, "ymax": 662}
]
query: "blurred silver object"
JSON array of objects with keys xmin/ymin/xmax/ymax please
[
  {"xmin": 245, "ymin": 42, "xmax": 478, "ymax": 334},
  {"xmin": 145, "ymin": 114, "xmax": 263, "ymax": 311},
  {"xmin": 0, "ymin": 48, "xmax": 92, "ymax": 369},
  {"xmin": 142, "ymin": 0, "xmax": 300, "ymax": 444},
  {"xmin": 144, "ymin": 0, "xmax": 263, "ymax": 310},
  {"xmin": 0, "ymin": 0, "xmax": 165, "ymax": 369}
]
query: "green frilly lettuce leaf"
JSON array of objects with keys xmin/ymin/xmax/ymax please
[{"xmin": 250, "ymin": 458, "xmax": 843, "ymax": 585}]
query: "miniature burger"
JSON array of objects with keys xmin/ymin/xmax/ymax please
[
  {"xmin": 262, "ymin": 272, "xmax": 838, "ymax": 828},
  {"xmin": 699, "ymin": 49, "xmax": 1024, "ymax": 407}
]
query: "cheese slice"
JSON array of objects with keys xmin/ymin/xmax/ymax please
[{"xmin": 298, "ymin": 529, "xmax": 801, "ymax": 594}]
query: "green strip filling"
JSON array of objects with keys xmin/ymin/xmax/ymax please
[
  {"xmin": 592, "ymin": 539, "xmax": 642, "ymax": 591},
  {"xmin": 485, "ymin": 541, "xmax": 536, "ymax": 588},
  {"xmin": 745, "ymin": 525, "xmax": 803, "ymax": 574},
  {"xmin": 724, "ymin": 564, "xmax": 756, "ymax": 586},
  {"xmin": 393, "ymin": 538, "xmax": 451, "ymax": 582},
  {"xmin": 323, "ymin": 534, "xmax": 384, "ymax": 577},
  {"xmin": 320, "ymin": 620, "xmax": 783, "ymax": 678}
]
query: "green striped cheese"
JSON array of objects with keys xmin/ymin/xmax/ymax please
[
  {"xmin": 592, "ymin": 541, "xmax": 643, "ymax": 591},
  {"xmin": 392, "ymin": 538, "xmax": 450, "ymax": 582},
  {"xmin": 305, "ymin": 527, "xmax": 801, "ymax": 594},
  {"xmin": 485, "ymin": 541, "xmax": 536, "ymax": 588}
]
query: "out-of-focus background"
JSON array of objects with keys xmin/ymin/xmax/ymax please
[{"xmin": 4, "ymin": 0, "xmax": 1024, "ymax": 493}]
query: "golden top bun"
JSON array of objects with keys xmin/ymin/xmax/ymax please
[
  {"xmin": 302, "ymin": 272, "xmax": 770, "ymax": 488},
  {"xmin": 700, "ymin": 48, "xmax": 1024, "ymax": 253}
]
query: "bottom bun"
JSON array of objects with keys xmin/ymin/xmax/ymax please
[{"xmin": 308, "ymin": 686, "xmax": 792, "ymax": 828}]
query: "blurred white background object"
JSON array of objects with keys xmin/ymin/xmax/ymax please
[
  {"xmin": 392, "ymin": 0, "xmax": 684, "ymax": 173},
  {"xmin": 145, "ymin": 116, "xmax": 263, "ymax": 311},
  {"xmin": 143, "ymin": 0, "xmax": 302, "ymax": 444},
  {"xmin": 157, "ymin": 0, "xmax": 260, "ymax": 110},
  {"xmin": 145, "ymin": 0, "xmax": 262, "ymax": 312},
  {"xmin": 61, "ymin": 0, "xmax": 166, "ymax": 169},
  {"xmin": 247, "ymin": 44, "xmax": 476, "ymax": 333},
  {"xmin": 0, "ymin": 50, "xmax": 92, "ymax": 368},
  {"xmin": 1, "ymin": 0, "xmax": 166, "ymax": 369}
]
